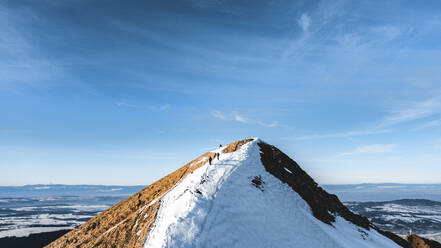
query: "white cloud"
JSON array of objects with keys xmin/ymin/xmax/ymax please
[
  {"xmin": 298, "ymin": 13, "xmax": 310, "ymax": 32},
  {"xmin": 257, "ymin": 121, "xmax": 278, "ymax": 128},
  {"xmin": 149, "ymin": 104, "xmax": 171, "ymax": 111},
  {"xmin": 338, "ymin": 144, "xmax": 397, "ymax": 157},
  {"xmin": 211, "ymin": 110, "xmax": 227, "ymax": 120},
  {"xmin": 378, "ymin": 97, "xmax": 441, "ymax": 128},
  {"xmin": 211, "ymin": 110, "xmax": 250, "ymax": 123},
  {"xmin": 115, "ymin": 101, "xmax": 137, "ymax": 108},
  {"xmin": 232, "ymin": 112, "xmax": 248, "ymax": 123},
  {"xmin": 211, "ymin": 110, "xmax": 277, "ymax": 127},
  {"xmin": 293, "ymin": 129, "xmax": 389, "ymax": 141}
]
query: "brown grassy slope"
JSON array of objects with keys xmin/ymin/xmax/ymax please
[
  {"xmin": 222, "ymin": 138, "xmax": 254, "ymax": 153},
  {"xmin": 46, "ymin": 138, "xmax": 253, "ymax": 248}
]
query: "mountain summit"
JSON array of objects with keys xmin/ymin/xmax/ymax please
[{"xmin": 47, "ymin": 138, "xmax": 414, "ymax": 248}]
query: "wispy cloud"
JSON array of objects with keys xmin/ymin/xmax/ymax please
[
  {"xmin": 158, "ymin": 104, "xmax": 171, "ymax": 110},
  {"xmin": 115, "ymin": 101, "xmax": 137, "ymax": 108},
  {"xmin": 0, "ymin": 5, "xmax": 70, "ymax": 89},
  {"xmin": 338, "ymin": 144, "xmax": 397, "ymax": 157},
  {"xmin": 293, "ymin": 129, "xmax": 389, "ymax": 141},
  {"xmin": 150, "ymin": 104, "xmax": 171, "ymax": 111},
  {"xmin": 211, "ymin": 110, "xmax": 277, "ymax": 127},
  {"xmin": 115, "ymin": 101, "xmax": 171, "ymax": 110},
  {"xmin": 298, "ymin": 13, "xmax": 310, "ymax": 32},
  {"xmin": 294, "ymin": 97, "xmax": 441, "ymax": 140},
  {"xmin": 378, "ymin": 97, "xmax": 441, "ymax": 128},
  {"xmin": 211, "ymin": 110, "xmax": 249, "ymax": 123}
]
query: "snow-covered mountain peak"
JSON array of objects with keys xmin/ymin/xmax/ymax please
[{"xmin": 47, "ymin": 138, "xmax": 411, "ymax": 248}]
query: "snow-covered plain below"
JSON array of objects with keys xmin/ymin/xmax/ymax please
[
  {"xmin": 0, "ymin": 186, "xmax": 143, "ymax": 238},
  {"xmin": 346, "ymin": 199, "xmax": 441, "ymax": 242},
  {"xmin": 144, "ymin": 139, "xmax": 400, "ymax": 248}
]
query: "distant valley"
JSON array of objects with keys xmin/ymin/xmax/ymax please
[{"xmin": 1, "ymin": 183, "xmax": 441, "ymax": 246}]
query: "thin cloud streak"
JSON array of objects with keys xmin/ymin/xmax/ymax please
[
  {"xmin": 211, "ymin": 110, "xmax": 278, "ymax": 127},
  {"xmin": 378, "ymin": 97, "xmax": 441, "ymax": 128},
  {"xmin": 292, "ymin": 129, "xmax": 389, "ymax": 141},
  {"xmin": 115, "ymin": 101, "xmax": 137, "ymax": 108},
  {"xmin": 115, "ymin": 101, "xmax": 171, "ymax": 111},
  {"xmin": 294, "ymin": 97, "xmax": 441, "ymax": 140},
  {"xmin": 338, "ymin": 144, "xmax": 398, "ymax": 157}
]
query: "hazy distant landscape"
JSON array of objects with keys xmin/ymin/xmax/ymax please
[
  {"xmin": 0, "ymin": 185, "xmax": 144, "ymax": 240},
  {"xmin": 346, "ymin": 199, "xmax": 441, "ymax": 242},
  {"xmin": 2, "ymin": 183, "xmax": 441, "ymax": 246}
]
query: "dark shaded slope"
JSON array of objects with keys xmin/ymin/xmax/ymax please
[{"xmin": 258, "ymin": 141, "xmax": 410, "ymax": 248}]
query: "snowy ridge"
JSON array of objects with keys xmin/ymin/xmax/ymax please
[
  {"xmin": 144, "ymin": 140, "xmax": 254, "ymax": 247},
  {"xmin": 143, "ymin": 139, "xmax": 400, "ymax": 248}
]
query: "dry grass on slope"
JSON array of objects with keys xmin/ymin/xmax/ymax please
[
  {"xmin": 46, "ymin": 138, "xmax": 253, "ymax": 248},
  {"xmin": 222, "ymin": 138, "xmax": 254, "ymax": 153}
]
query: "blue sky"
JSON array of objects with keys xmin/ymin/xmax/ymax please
[{"xmin": 1, "ymin": 0, "xmax": 441, "ymax": 185}]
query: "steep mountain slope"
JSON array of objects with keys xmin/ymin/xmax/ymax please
[{"xmin": 47, "ymin": 138, "xmax": 422, "ymax": 248}]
